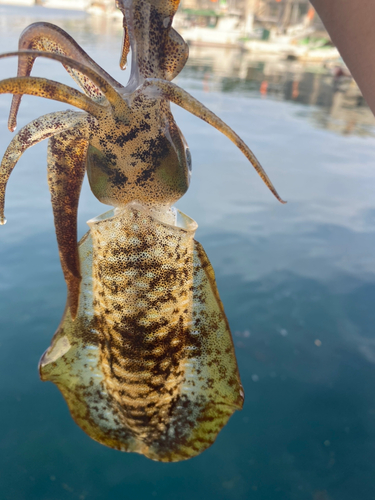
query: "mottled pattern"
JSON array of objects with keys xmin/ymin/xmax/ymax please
[
  {"xmin": 7, "ymin": 21, "xmax": 116, "ymax": 131},
  {"xmin": 0, "ymin": 0, "xmax": 284, "ymax": 461},
  {"xmin": 40, "ymin": 205, "xmax": 243, "ymax": 461}
]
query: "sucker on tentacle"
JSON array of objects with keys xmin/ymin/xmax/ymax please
[{"xmin": 0, "ymin": 0, "xmax": 285, "ymax": 461}]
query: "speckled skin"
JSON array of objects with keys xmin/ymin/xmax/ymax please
[
  {"xmin": 0, "ymin": 0, "xmax": 284, "ymax": 461},
  {"xmin": 40, "ymin": 204, "xmax": 243, "ymax": 461},
  {"xmin": 0, "ymin": 0, "xmax": 283, "ymax": 315}
]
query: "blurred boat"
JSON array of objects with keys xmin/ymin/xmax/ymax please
[
  {"xmin": 244, "ymin": 37, "xmax": 340, "ymax": 62},
  {"xmin": 0, "ymin": 0, "xmax": 36, "ymax": 5},
  {"xmin": 0, "ymin": 0, "xmax": 92, "ymax": 7},
  {"xmin": 87, "ymin": 0, "xmax": 122, "ymax": 18},
  {"xmin": 179, "ymin": 8, "xmax": 340, "ymax": 63},
  {"xmin": 42, "ymin": 0, "xmax": 91, "ymax": 9},
  {"xmin": 181, "ymin": 14, "xmax": 245, "ymax": 48}
]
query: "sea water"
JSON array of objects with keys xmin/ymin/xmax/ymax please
[{"xmin": 0, "ymin": 5, "xmax": 375, "ymax": 500}]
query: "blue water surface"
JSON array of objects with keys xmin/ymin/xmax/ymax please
[{"xmin": 0, "ymin": 6, "xmax": 375, "ymax": 500}]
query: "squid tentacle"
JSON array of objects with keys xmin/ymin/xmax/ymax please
[
  {"xmin": 116, "ymin": 1, "xmax": 130, "ymax": 71},
  {"xmin": 163, "ymin": 27, "xmax": 189, "ymax": 81},
  {"xmin": 0, "ymin": 76, "xmax": 104, "ymax": 118},
  {"xmin": 47, "ymin": 130, "xmax": 90, "ymax": 319},
  {"xmin": 9, "ymin": 22, "xmax": 124, "ymax": 131},
  {"xmin": 141, "ymin": 78, "xmax": 286, "ymax": 204},
  {"xmin": 0, "ymin": 51, "xmax": 126, "ymax": 110},
  {"xmin": 0, "ymin": 110, "xmax": 88, "ymax": 225},
  {"xmin": 116, "ymin": 0, "xmax": 188, "ymax": 81}
]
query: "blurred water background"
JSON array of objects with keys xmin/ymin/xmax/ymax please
[{"xmin": 1, "ymin": 5, "xmax": 375, "ymax": 500}]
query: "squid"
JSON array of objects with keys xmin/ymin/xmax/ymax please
[{"xmin": 0, "ymin": 0, "xmax": 284, "ymax": 462}]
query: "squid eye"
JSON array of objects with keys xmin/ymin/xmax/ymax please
[{"xmin": 186, "ymin": 147, "xmax": 192, "ymax": 172}]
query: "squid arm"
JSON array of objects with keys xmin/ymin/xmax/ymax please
[
  {"xmin": 116, "ymin": 0, "xmax": 130, "ymax": 70},
  {"xmin": 0, "ymin": 110, "xmax": 88, "ymax": 225},
  {"xmin": 163, "ymin": 27, "xmax": 189, "ymax": 81},
  {"xmin": 141, "ymin": 78, "xmax": 286, "ymax": 204},
  {"xmin": 116, "ymin": 0, "xmax": 188, "ymax": 80},
  {"xmin": 0, "ymin": 76, "xmax": 104, "ymax": 118},
  {"xmin": 9, "ymin": 22, "xmax": 124, "ymax": 131},
  {"xmin": 0, "ymin": 51, "xmax": 126, "ymax": 111},
  {"xmin": 47, "ymin": 131, "xmax": 89, "ymax": 319},
  {"xmin": 0, "ymin": 110, "xmax": 90, "ymax": 318}
]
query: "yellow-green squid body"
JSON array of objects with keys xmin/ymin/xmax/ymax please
[
  {"xmin": 0, "ymin": 0, "xmax": 284, "ymax": 461},
  {"xmin": 41, "ymin": 203, "xmax": 244, "ymax": 461}
]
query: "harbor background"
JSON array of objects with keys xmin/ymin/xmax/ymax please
[{"xmin": 0, "ymin": 3, "xmax": 375, "ymax": 500}]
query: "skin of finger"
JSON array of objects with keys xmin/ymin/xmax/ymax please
[{"xmin": 310, "ymin": 0, "xmax": 375, "ymax": 116}]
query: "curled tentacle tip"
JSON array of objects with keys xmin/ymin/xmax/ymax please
[
  {"xmin": 272, "ymin": 189, "xmax": 286, "ymax": 204},
  {"xmin": 119, "ymin": 54, "xmax": 127, "ymax": 70},
  {"xmin": 272, "ymin": 191, "xmax": 287, "ymax": 204},
  {"xmin": 119, "ymin": 55, "xmax": 127, "ymax": 70},
  {"xmin": 8, "ymin": 118, "xmax": 17, "ymax": 132},
  {"xmin": 0, "ymin": 216, "xmax": 7, "ymax": 225}
]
